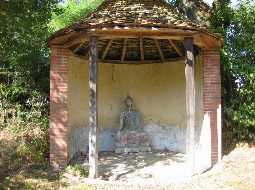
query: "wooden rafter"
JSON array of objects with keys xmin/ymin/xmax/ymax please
[
  {"xmin": 154, "ymin": 39, "xmax": 165, "ymax": 62},
  {"xmin": 83, "ymin": 45, "xmax": 91, "ymax": 57},
  {"xmin": 169, "ymin": 40, "xmax": 183, "ymax": 57},
  {"xmin": 73, "ymin": 43, "xmax": 90, "ymax": 57},
  {"xmin": 61, "ymin": 35, "xmax": 88, "ymax": 48},
  {"xmin": 121, "ymin": 39, "xmax": 128, "ymax": 62},
  {"xmin": 140, "ymin": 38, "xmax": 144, "ymax": 61},
  {"xmin": 101, "ymin": 39, "xmax": 113, "ymax": 60},
  {"xmin": 73, "ymin": 43, "xmax": 84, "ymax": 53}
]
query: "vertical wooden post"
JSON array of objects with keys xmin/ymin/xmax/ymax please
[
  {"xmin": 88, "ymin": 36, "xmax": 98, "ymax": 179},
  {"xmin": 184, "ymin": 37, "xmax": 195, "ymax": 173}
]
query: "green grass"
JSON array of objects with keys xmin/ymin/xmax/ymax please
[{"xmin": 0, "ymin": 164, "xmax": 92, "ymax": 190}]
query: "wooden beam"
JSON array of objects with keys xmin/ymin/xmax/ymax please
[
  {"xmin": 88, "ymin": 36, "xmax": 99, "ymax": 179},
  {"xmin": 87, "ymin": 27, "xmax": 198, "ymax": 38},
  {"xmin": 99, "ymin": 35, "xmax": 184, "ymax": 41},
  {"xmin": 121, "ymin": 39, "xmax": 128, "ymax": 62},
  {"xmin": 169, "ymin": 40, "xmax": 183, "ymax": 57},
  {"xmin": 83, "ymin": 46, "xmax": 91, "ymax": 57},
  {"xmin": 60, "ymin": 34, "xmax": 88, "ymax": 48},
  {"xmin": 73, "ymin": 44, "xmax": 83, "ymax": 53},
  {"xmin": 154, "ymin": 39, "xmax": 165, "ymax": 62},
  {"xmin": 101, "ymin": 57, "xmax": 184, "ymax": 64},
  {"xmin": 101, "ymin": 39, "xmax": 113, "ymax": 60},
  {"xmin": 140, "ymin": 38, "xmax": 144, "ymax": 61},
  {"xmin": 184, "ymin": 37, "xmax": 195, "ymax": 174},
  {"xmin": 73, "ymin": 44, "xmax": 90, "ymax": 57}
]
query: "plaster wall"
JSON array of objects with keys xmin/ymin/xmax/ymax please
[{"xmin": 68, "ymin": 55, "xmax": 203, "ymax": 158}]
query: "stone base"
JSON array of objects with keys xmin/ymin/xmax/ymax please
[
  {"xmin": 115, "ymin": 130, "xmax": 151, "ymax": 154},
  {"xmin": 115, "ymin": 146, "xmax": 151, "ymax": 154}
]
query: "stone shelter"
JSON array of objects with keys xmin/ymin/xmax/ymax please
[{"xmin": 48, "ymin": 0, "xmax": 223, "ymax": 179}]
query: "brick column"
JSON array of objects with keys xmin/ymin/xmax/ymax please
[
  {"xmin": 203, "ymin": 50, "xmax": 221, "ymax": 165},
  {"xmin": 49, "ymin": 47, "xmax": 70, "ymax": 170}
]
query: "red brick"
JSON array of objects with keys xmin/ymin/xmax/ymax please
[
  {"xmin": 202, "ymin": 50, "xmax": 221, "ymax": 165},
  {"xmin": 49, "ymin": 47, "xmax": 70, "ymax": 170}
]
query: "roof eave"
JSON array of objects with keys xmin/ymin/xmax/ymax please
[{"xmin": 48, "ymin": 24, "xmax": 223, "ymax": 50}]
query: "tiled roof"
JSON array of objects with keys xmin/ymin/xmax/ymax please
[
  {"xmin": 49, "ymin": 0, "xmax": 222, "ymax": 45},
  {"xmin": 76, "ymin": 0, "xmax": 207, "ymax": 29},
  {"xmin": 49, "ymin": 0, "xmax": 222, "ymax": 63}
]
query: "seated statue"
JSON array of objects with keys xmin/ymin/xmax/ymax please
[
  {"xmin": 119, "ymin": 96, "xmax": 143, "ymax": 132},
  {"xmin": 115, "ymin": 96, "xmax": 151, "ymax": 153}
]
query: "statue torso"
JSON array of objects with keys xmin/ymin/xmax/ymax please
[{"xmin": 121, "ymin": 110, "xmax": 141, "ymax": 131}]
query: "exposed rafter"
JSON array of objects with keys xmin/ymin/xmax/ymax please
[
  {"xmin": 73, "ymin": 43, "xmax": 84, "ymax": 53},
  {"xmin": 72, "ymin": 37, "xmax": 187, "ymax": 64},
  {"xmin": 73, "ymin": 43, "xmax": 90, "ymax": 57},
  {"xmin": 169, "ymin": 40, "xmax": 183, "ymax": 57},
  {"xmin": 121, "ymin": 39, "xmax": 128, "ymax": 62},
  {"xmin": 101, "ymin": 39, "xmax": 113, "ymax": 60},
  {"xmin": 140, "ymin": 38, "xmax": 144, "ymax": 61},
  {"xmin": 154, "ymin": 39, "xmax": 165, "ymax": 62}
]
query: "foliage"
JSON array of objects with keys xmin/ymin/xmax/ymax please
[
  {"xmin": 211, "ymin": 0, "xmax": 255, "ymax": 143},
  {"xmin": 0, "ymin": 83, "xmax": 49, "ymax": 176},
  {"xmin": 0, "ymin": 0, "xmax": 59, "ymax": 92},
  {"xmin": 49, "ymin": 0, "xmax": 103, "ymax": 32},
  {"xmin": 0, "ymin": 0, "xmax": 57, "ymax": 182},
  {"xmin": 62, "ymin": 164, "xmax": 89, "ymax": 177},
  {"xmin": 0, "ymin": 163, "xmax": 67, "ymax": 190},
  {"xmin": 0, "ymin": 0, "xmax": 102, "ymax": 183}
]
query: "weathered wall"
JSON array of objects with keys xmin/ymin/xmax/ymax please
[
  {"xmin": 50, "ymin": 48, "xmax": 70, "ymax": 170},
  {"xmin": 68, "ymin": 55, "xmax": 203, "ymax": 158}
]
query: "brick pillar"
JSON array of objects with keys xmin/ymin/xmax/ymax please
[
  {"xmin": 203, "ymin": 50, "xmax": 221, "ymax": 165},
  {"xmin": 49, "ymin": 47, "xmax": 70, "ymax": 170}
]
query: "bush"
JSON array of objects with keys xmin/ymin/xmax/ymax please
[{"xmin": 0, "ymin": 83, "xmax": 49, "ymax": 178}]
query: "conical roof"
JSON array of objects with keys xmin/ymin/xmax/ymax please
[
  {"xmin": 77, "ymin": 0, "xmax": 205, "ymax": 28},
  {"xmin": 49, "ymin": 0, "xmax": 222, "ymax": 55},
  {"xmin": 51, "ymin": 0, "xmax": 213, "ymax": 40}
]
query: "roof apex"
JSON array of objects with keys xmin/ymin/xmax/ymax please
[
  {"xmin": 49, "ymin": 0, "xmax": 223, "ymax": 48},
  {"xmin": 75, "ymin": 0, "xmax": 207, "ymax": 29}
]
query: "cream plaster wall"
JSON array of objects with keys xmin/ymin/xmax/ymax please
[
  {"xmin": 68, "ymin": 55, "xmax": 203, "ymax": 155},
  {"xmin": 68, "ymin": 56, "xmax": 202, "ymax": 130}
]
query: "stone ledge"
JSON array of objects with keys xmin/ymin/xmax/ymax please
[{"xmin": 115, "ymin": 146, "xmax": 151, "ymax": 154}]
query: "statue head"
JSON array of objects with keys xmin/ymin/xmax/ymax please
[{"xmin": 125, "ymin": 96, "xmax": 134, "ymax": 111}]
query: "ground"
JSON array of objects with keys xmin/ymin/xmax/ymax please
[
  {"xmin": 1, "ymin": 143, "xmax": 255, "ymax": 190},
  {"xmin": 75, "ymin": 151, "xmax": 189, "ymax": 183}
]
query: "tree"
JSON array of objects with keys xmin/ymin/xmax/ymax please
[
  {"xmin": 0, "ymin": 0, "xmax": 58, "ymax": 92},
  {"xmin": 211, "ymin": 0, "xmax": 255, "ymax": 143},
  {"xmin": 49, "ymin": 0, "xmax": 102, "ymax": 32},
  {"xmin": 0, "ymin": 0, "xmax": 59, "ymax": 166}
]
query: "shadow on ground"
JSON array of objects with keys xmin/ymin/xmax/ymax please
[{"xmin": 72, "ymin": 151, "xmax": 187, "ymax": 183}]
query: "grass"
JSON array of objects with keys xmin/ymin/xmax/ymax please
[
  {"xmin": 0, "ymin": 164, "xmax": 66, "ymax": 190},
  {"xmin": 0, "ymin": 164, "xmax": 92, "ymax": 190},
  {"xmin": 0, "ymin": 127, "xmax": 91, "ymax": 190}
]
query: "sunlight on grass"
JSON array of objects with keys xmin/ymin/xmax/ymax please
[{"xmin": 0, "ymin": 164, "xmax": 91, "ymax": 190}]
